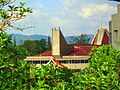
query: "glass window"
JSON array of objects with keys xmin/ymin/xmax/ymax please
[
  {"xmin": 81, "ymin": 60, "xmax": 84, "ymax": 63},
  {"xmin": 85, "ymin": 60, "xmax": 88, "ymax": 63},
  {"xmin": 114, "ymin": 30, "xmax": 118, "ymax": 41}
]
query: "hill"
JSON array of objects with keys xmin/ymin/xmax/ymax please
[{"xmin": 11, "ymin": 34, "xmax": 94, "ymax": 45}]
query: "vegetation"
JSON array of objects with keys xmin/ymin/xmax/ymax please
[
  {"xmin": 77, "ymin": 45, "xmax": 120, "ymax": 89},
  {"xmin": 0, "ymin": 32, "xmax": 31, "ymax": 89},
  {"xmin": 0, "ymin": 0, "xmax": 33, "ymax": 31},
  {"xmin": 47, "ymin": 36, "xmax": 52, "ymax": 51},
  {"xmin": 69, "ymin": 34, "xmax": 90, "ymax": 44},
  {"xmin": 19, "ymin": 39, "xmax": 48, "ymax": 56},
  {"xmin": 0, "ymin": 32, "xmax": 120, "ymax": 89},
  {"xmin": 0, "ymin": 0, "xmax": 119, "ymax": 90}
]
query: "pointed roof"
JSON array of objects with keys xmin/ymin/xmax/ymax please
[{"xmin": 91, "ymin": 28, "xmax": 110, "ymax": 45}]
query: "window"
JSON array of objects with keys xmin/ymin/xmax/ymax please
[
  {"xmin": 29, "ymin": 60, "xmax": 49, "ymax": 64},
  {"xmin": 81, "ymin": 60, "xmax": 84, "ymax": 63},
  {"xmin": 114, "ymin": 30, "xmax": 118, "ymax": 41},
  {"xmin": 58, "ymin": 59, "xmax": 89, "ymax": 64},
  {"xmin": 85, "ymin": 60, "xmax": 88, "ymax": 63}
]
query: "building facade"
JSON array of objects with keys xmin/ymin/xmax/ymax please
[
  {"xmin": 109, "ymin": 4, "xmax": 120, "ymax": 49},
  {"xmin": 25, "ymin": 28, "xmax": 109, "ymax": 69},
  {"xmin": 25, "ymin": 4, "xmax": 120, "ymax": 69}
]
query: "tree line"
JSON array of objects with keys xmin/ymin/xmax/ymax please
[{"xmin": 14, "ymin": 36, "xmax": 51, "ymax": 56}]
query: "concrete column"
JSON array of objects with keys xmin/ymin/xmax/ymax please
[
  {"xmin": 52, "ymin": 28, "xmax": 60, "ymax": 56},
  {"xmin": 52, "ymin": 28, "xmax": 73, "ymax": 58}
]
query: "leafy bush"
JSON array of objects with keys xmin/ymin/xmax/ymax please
[
  {"xmin": 0, "ymin": 32, "xmax": 120, "ymax": 90},
  {"xmin": 74, "ymin": 45, "xmax": 120, "ymax": 90},
  {"xmin": 0, "ymin": 32, "xmax": 33, "ymax": 89}
]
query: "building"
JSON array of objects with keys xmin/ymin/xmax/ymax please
[
  {"xmin": 25, "ymin": 4, "xmax": 120, "ymax": 69},
  {"xmin": 25, "ymin": 28, "xmax": 109, "ymax": 69},
  {"xmin": 109, "ymin": 4, "xmax": 120, "ymax": 49}
]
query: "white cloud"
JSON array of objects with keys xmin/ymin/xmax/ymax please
[
  {"xmin": 77, "ymin": 4, "xmax": 116, "ymax": 18},
  {"xmin": 8, "ymin": 0, "xmax": 118, "ymax": 36},
  {"xmin": 59, "ymin": 0, "xmax": 81, "ymax": 10},
  {"xmin": 51, "ymin": 17, "xmax": 67, "ymax": 27}
]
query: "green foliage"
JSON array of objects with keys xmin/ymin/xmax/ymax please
[
  {"xmin": 0, "ymin": 32, "xmax": 33, "ymax": 89},
  {"xmin": 20, "ymin": 39, "xmax": 47, "ymax": 55},
  {"xmin": 31, "ymin": 63, "xmax": 73, "ymax": 89},
  {"xmin": 47, "ymin": 36, "xmax": 51, "ymax": 51},
  {"xmin": 0, "ymin": 32, "xmax": 120, "ymax": 89},
  {"xmin": 70, "ymin": 34, "xmax": 90, "ymax": 44},
  {"xmin": 118, "ymin": 40, "xmax": 120, "ymax": 47},
  {"xmin": 13, "ymin": 36, "xmax": 16, "ymax": 47},
  {"xmin": 0, "ymin": 0, "xmax": 32, "ymax": 31},
  {"xmin": 0, "ymin": 31, "xmax": 12, "ymax": 49},
  {"xmin": 76, "ymin": 45, "xmax": 120, "ymax": 90}
]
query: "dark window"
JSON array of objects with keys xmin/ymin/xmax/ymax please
[
  {"xmin": 81, "ymin": 60, "xmax": 84, "ymax": 63},
  {"xmin": 27, "ymin": 61, "xmax": 32, "ymax": 63},
  {"xmin": 58, "ymin": 60, "xmax": 89, "ymax": 64},
  {"xmin": 31, "ymin": 60, "xmax": 49, "ymax": 64},
  {"xmin": 114, "ymin": 30, "xmax": 118, "ymax": 41},
  {"xmin": 32, "ymin": 61, "xmax": 37, "ymax": 64},
  {"xmin": 85, "ymin": 60, "xmax": 88, "ymax": 63}
]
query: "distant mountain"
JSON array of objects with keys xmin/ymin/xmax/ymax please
[
  {"xmin": 11, "ymin": 34, "xmax": 94, "ymax": 45},
  {"xmin": 11, "ymin": 34, "xmax": 48, "ymax": 45}
]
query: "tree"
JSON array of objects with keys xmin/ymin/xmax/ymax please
[
  {"xmin": 0, "ymin": 0, "xmax": 33, "ymax": 32},
  {"xmin": 21, "ymin": 39, "xmax": 47, "ymax": 55},
  {"xmin": 13, "ymin": 36, "xmax": 16, "ymax": 47},
  {"xmin": 69, "ymin": 34, "xmax": 90, "ymax": 44},
  {"xmin": 73, "ymin": 45, "xmax": 120, "ymax": 90},
  {"xmin": 0, "ymin": 32, "xmax": 35, "ymax": 89},
  {"xmin": 47, "ymin": 36, "xmax": 51, "ymax": 51},
  {"xmin": 0, "ymin": 1, "xmax": 35, "ymax": 89},
  {"xmin": 38, "ymin": 39, "xmax": 47, "ymax": 53}
]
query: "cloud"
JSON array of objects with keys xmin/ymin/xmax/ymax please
[
  {"xmin": 77, "ymin": 4, "xmax": 116, "ymax": 18},
  {"xmin": 51, "ymin": 17, "xmax": 67, "ymax": 27},
  {"xmin": 7, "ymin": 0, "xmax": 118, "ymax": 36},
  {"xmin": 59, "ymin": 0, "xmax": 81, "ymax": 10}
]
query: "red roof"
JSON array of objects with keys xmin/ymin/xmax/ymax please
[
  {"xmin": 53, "ymin": 58, "xmax": 67, "ymax": 68},
  {"xmin": 102, "ymin": 30, "xmax": 109, "ymax": 45},
  {"xmin": 36, "ymin": 51, "xmax": 52, "ymax": 56},
  {"xmin": 36, "ymin": 44, "xmax": 100, "ymax": 56},
  {"xmin": 66, "ymin": 44, "xmax": 99, "ymax": 56}
]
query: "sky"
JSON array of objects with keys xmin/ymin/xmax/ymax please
[{"xmin": 6, "ymin": 0, "xmax": 120, "ymax": 36}]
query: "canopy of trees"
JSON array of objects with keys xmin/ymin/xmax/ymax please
[
  {"xmin": 0, "ymin": 32, "xmax": 120, "ymax": 89},
  {"xmin": 19, "ymin": 39, "xmax": 47, "ymax": 56},
  {"xmin": 17, "ymin": 36, "xmax": 52, "ymax": 56},
  {"xmin": 69, "ymin": 34, "xmax": 90, "ymax": 44}
]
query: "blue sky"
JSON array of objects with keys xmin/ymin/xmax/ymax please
[{"xmin": 7, "ymin": 0, "xmax": 120, "ymax": 36}]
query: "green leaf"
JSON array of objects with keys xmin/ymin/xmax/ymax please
[{"xmin": 20, "ymin": 2, "xmax": 26, "ymax": 6}]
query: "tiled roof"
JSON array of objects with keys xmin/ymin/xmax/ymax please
[
  {"xmin": 36, "ymin": 44, "xmax": 100, "ymax": 56},
  {"xmin": 35, "ymin": 29, "xmax": 109, "ymax": 57},
  {"xmin": 66, "ymin": 44, "xmax": 99, "ymax": 56},
  {"xmin": 36, "ymin": 51, "xmax": 52, "ymax": 56}
]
